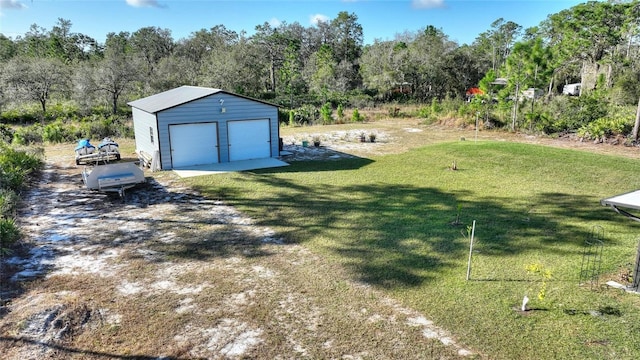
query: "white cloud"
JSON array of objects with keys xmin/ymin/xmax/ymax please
[
  {"xmin": 310, "ymin": 13, "xmax": 329, "ymax": 26},
  {"xmin": 412, "ymin": 0, "xmax": 445, "ymax": 9},
  {"xmin": 0, "ymin": 0, "xmax": 27, "ymax": 10},
  {"xmin": 269, "ymin": 17, "xmax": 282, "ymax": 27},
  {"xmin": 126, "ymin": 0, "xmax": 164, "ymax": 8}
]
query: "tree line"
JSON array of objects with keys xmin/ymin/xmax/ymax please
[{"xmin": 2, "ymin": 1, "xmax": 640, "ymax": 139}]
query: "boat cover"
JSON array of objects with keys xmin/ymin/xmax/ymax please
[
  {"xmin": 82, "ymin": 162, "xmax": 145, "ymax": 191},
  {"xmin": 75, "ymin": 139, "xmax": 94, "ymax": 150}
]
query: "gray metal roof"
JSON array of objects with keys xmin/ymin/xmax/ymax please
[{"xmin": 127, "ymin": 85, "xmax": 223, "ymax": 113}]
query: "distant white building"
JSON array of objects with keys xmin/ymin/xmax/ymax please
[
  {"xmin": 521, "ymin": 88, "xmax": 544, "ymax": 100},
  {"xmin": 562, "ymin": 83, "xmax": 581, "ymax": 96}
]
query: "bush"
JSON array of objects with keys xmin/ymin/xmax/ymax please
[
  {"xmin": 542, "ymin": 93, "xmax": 609, "ymax": 134},
  {"xmin": 351, "ymin": 108, "xmax": 365, "ymax": 122},
  {"xmin": 44, "ymin": 102, "xmax": 81, "ymax": 122},
  {"xmin": 337, "ymin": 104, "xmax": 345, "ymax": 124},
  {"xmin": 0, "ymin": 124, "xmax": 14, "ymax": 144},
  {"xmin": 0, "ymin": 217, "xmax": 20, "ymax": 253},
  {"xmin": 347, "ymin": 93, "xmax": 375, "ymax": 109},
  {"xmin": 12, "ymin": 124, "xmax": 43, "ymax": 145},
  {"xmin": 0, "ymin": 145, "xmax": 44, "ymax": 191},
  {"xmin": 42, "ymin": 121, "xmax": 73, "ymax": 143},
  {"xmin": 292, "ymin": 105, "xmax": 320, "ymax": 126},
  {"xmin": 278, "ymin": 108, "xmax": 291, "ymax": 125},
  {"xmin": 0, "ymin": 107, "xmax": 39, "ymax": 124},
  {"xmin": 320, "ymin": 102, "xmax": 334, "ymax": 125},
  {"xmin": 0, "ymin": 188, "xmax": 20, "ymax": 218},
  {"xmin": 577, "ymin": 116, "xmax": 632, "ymax": 140},
  {"xmin": 77, "ymin": 115, "xmax": 133, "ymax": 140}
]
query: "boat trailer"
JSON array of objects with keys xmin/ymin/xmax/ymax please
[{"xmin": 82, "ymin": 162, "xmax": 146, "ymax": 198}]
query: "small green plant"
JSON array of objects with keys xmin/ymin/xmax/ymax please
[
  {"xmin": 351, "ymin": 108, "xmax": 363, "ymax": 122},
  {"xmin": 452, "ymin": 202, "xmax": 462, "ymax": 225},
  {"xmin": 288, "ymin": 110, "xmax": 295, "ymax": 127},
  {"xmin": 526, "ymin": 263, "xmax": 552, "ymax": 301},
  {"xmin": 0, "ymin": 188, "xmax": 20, "ymax": 218},
  {"xmin": 0, "ymin": 217, "xmax": 20, "ymax": 256},
  {"xmin": 320, "ymin": 102, "xmax": 334, "ymax": 125},
  {"xmin": 337, "ymin": 104, "xmax": 345, "ymax": 123},
  {"xmin": 430, "ymin": 97, "xmax": 442, "ymax": 114}
]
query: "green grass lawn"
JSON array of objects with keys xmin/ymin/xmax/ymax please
[{"xmin": 186, "ymin": 140, "xmax": 640, "ymax": 359}]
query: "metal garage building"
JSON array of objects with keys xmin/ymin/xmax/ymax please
[{"xmin": 128, "ymin": 85, "xmax": 280, "ymax": 170}]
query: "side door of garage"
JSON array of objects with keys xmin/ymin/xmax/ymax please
[
  {"xmin": 169, "ymin": 123, "xmax": 219, "ymax": 168},
  {"xmin": 228, "ymin": 119, "xmax": 271, "ymax": 161}
]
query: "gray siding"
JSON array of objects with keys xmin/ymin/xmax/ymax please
[
  {"xmin": 132, "ymin": 107, "xmax": 160, "ymax": 159},
  {"xmin": 152, "ymin": 92, "xmax": 278, "ymax": 169}
]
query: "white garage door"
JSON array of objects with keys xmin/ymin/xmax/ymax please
[
  {"xmin": 228, "ymin": 119, "xmax": 271, "ymax": 161},
  {"xmin": 169, "ymin": 123, "xmax": 219, "ymax": 168}
]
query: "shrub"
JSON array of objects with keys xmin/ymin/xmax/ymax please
[
  {"xmin": 430, "ymin": 97, "xmax": 442, "ymax": 114},
  {"xmin": 76, "ymin": 115, "xmax": 133, "ymax": 140},
  {"xmin": 288, "ymin": 110, "xmax": 295, "ymax": 127},
  {"xmin": 351, "ymin": 108, "xmax": 364, "ymax": 122},
  {"xmin": 320, "ymin": 102, "xmax": 334, "ymax": 125},
  {"xmin": 42, "ymin": 121, "xmax": 73, "ymax": 143},
  {"xmin": 12, "ymin": 124, "xmax": 43, "ymax": 145},
  {"xmin": 0, "ymin": 107, "xmax": 39, "ymax": 124},
  {"xmin": 0, "ymin": 217, "xmax": 20, "ymax": 254},
  {"xmin": 576, "ymin": 116, "xmax": 632, "ymax": 140},
  {"xmin": 416, "ymin": 106, "xmax": 431, "ymax": 118},
  {"xmin": 44, "ymin": 102, "xmax": 81, "ymax": 122},
  {"xmin": 347, "ymin": 93, "xmax": 375, "ymax": 109},
  {"xmin": 0, "ymin": 145, "xmax": 44, "ymax": 191},
  {"xmin": 292, "ymin": 105, "xmax": 320, "ymax": 126},
  {"xmin": 0, "ymin": 124, "xmax": 14, "ymax": 144},
  {"xmin": 0, "ymin": 188, "xmax": 20, "ymax": 218},
  {"xmin": 337, "ymin": 104, "xmax": 345, "ymax": 124}
]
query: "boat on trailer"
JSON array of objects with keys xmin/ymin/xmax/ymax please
[
  {"xmin": 75, "ymin": 138, "xmax": 121, "ymax": 165},
  {"xmin": 75, "ymin": 139, "xmax": 96, "ymax": 156},
  {"xmin": 82, "ymin": 162, "xmax": 145, "ymax": 198}
]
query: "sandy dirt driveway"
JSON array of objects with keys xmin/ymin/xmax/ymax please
[{"xmin": 0, "ymin": 143, "xmax": 474, "ymax": 359}]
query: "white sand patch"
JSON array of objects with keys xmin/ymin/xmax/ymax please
[
  {"xmin": 151, "ymin": 280, "xmax": 176, "ymax": 291},
  {"xmin": 150, "ymin": 279, "xmax": 206, "ymax": 295},
  {"xmin": 401, "ymin": 310, "xmax": 472, "ymax": 356},
  {"xmin": 99, "ymin": 309, "xmax": 122, "ymax": 325},
  {"xmin": 221, "ymin": 328, "xmax": 263, "ymax": 356},
  {"xmin": 175, "ymin": 284, "xmax": 206, "ymax": 295},
  {"xmin": 223, "ymin": 290, "xmax": 256, "ymax": 313},
  {"xmin": 404, "ymin": 128, "xmax": 423, "ymax": 133},
  {"xmin": 175, "ymin": 319, "xmax": 263, "ymax": 358},
  {"xmin": 117, "ymin": 281, "xmax": 144, "ymax": 296},
  {"xmin": 175, "ymin": 298, "xmax": 196, "ymax": 314},
  {"xmin": 252, "ymin": 265, "xmax": 276, "ymax": 278},
  {"xmin": 9, "ymin": 246, "xmax": 55, "ymax": 281},
  {"xmin": 48, "ymin": 248, "xmax": 121, "ymax": 277}
]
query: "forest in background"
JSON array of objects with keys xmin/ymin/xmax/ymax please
[{"xmin": 2, "ymin": 1, "xmax": 640, "ymax": 143}]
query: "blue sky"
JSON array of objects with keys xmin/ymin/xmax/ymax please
[{"xmin": 0, "ymin": 0, "xmax": 586, "ymax": 46}]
